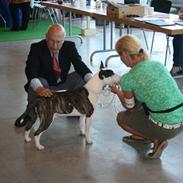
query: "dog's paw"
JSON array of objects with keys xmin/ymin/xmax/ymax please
[
  {"xmin": 36, "ymin": 144, "xmax": 45, "ymax": 150},
  {"xmin": 25, "ymin": 137, "xmax": 32, "ymax": 143},
  {"xmin": 86, "ymin": 138, "xmax": 93, "ymax": 144},
  {"xmin": 80, "ymin": 130, "xmax": 85, "ymax": 136}
]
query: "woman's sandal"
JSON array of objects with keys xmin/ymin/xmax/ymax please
[
  {"xmin": 122, "ymin": 135, "xmax": 151, "ymax": 144},
  {"xmin": 147, "ymin": 141, "xmax": 168, "ymax": 159}
]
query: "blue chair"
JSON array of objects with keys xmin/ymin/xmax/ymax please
[{"xmin": 31, "ymin": 0, "xmax": 58, "ymax": 24}]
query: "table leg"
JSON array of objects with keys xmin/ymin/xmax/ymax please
[
  {"xmin": 164, "ymin": 36, "xmax": 170, "ymax": 66},
  {"xmin": 90, "ymin": 20, "xmax": 115, "ymax": 66},
  {"xmin": 63, "ymin": 10, "xmax": 83, "ymax": 44}
]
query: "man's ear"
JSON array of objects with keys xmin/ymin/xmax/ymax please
[{"xmin": 100, "ymin": 61, "xmax": 104, "ymax": 70}]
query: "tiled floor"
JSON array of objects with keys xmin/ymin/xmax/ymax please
[{"xmin": 0, "ymin": 23, "xmax": 183, "ymax": 183}]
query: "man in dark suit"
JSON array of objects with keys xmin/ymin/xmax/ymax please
[
  {"xmin": 14, "ymin": 24, "xmax": 92, "ymax": 127},
  {"xmin": 25, "ymin": 24, "xmax": 92, "ymax": 103}
]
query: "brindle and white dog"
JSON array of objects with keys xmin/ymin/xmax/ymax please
[{"xmin": 15, "ymin": 66, "xmax": 120, "ymax": 150}]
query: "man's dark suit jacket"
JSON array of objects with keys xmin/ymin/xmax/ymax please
[{"xmin": 24, "ymin": 39, "xmax": 92, "ymax": 91}]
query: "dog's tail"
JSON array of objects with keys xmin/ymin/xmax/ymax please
[{"xmin": 14, "ymin": 101, "xmax": 37, "ymax": 128}]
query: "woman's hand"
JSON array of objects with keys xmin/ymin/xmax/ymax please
[{"xmin": 110, "ymin": 84, "xmax": 121, "ymax": 95}]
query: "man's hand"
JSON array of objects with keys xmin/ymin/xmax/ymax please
[{"xmin": 35, "ymin": 87, "xmax": 53, "ymax": 97}]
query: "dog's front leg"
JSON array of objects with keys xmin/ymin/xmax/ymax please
[
  {"xmin": 85, "ymin": 116, "xmax": 93, "ymax": 144},
  {"xmin": 79, "ymin": 115, "xmax": 86, "ymax": 136}
]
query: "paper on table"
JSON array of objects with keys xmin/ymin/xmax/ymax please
[
  {"xmin": 134, "ymin": 17, "xmax": 175, "ymax": 26},
  {"xmin": 144, "ymin": 19, "xmax": 175, "ymax": 26},
  {"xmin": 134, "ymin": 17, "xmax": 159, "ymax": 21},
  {"xmin": 134, "ymin": 12, "xmax": 170, "ymax": 21},
  {"xmin": 149, "ymin": 13, "xmax": 170, "ymax": 19}
]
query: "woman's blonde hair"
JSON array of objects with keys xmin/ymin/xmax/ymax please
[{"xmin": 115, "ymin": 35, "xmax": 149, "ymax": 61}]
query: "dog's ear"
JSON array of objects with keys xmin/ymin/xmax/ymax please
[
  {"xmin": 99, "ymin": 70, "xmax": 104, "ymax": 79},
  {"xmin": 99, "ymin": 69, "xmax": 114, "ymax": 79},
  {"xmin": 100, "ymin": 61, "xmax": 105, "ymax": 70}
]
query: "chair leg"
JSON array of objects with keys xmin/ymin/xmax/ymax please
[
  {"xmin": 47, "ymin": 8, "xmax": 54, "ymax": 24},
  {"xmin": 37, "ymin": 8, "xmax": 42, "ymax": 20},
  {"xmin": 0, "ymin": 14, "xmax": 6, "ymax": 28},
  {"xmin": 33, "ymin": 7, "xmax": 39, "ymax": 20},
  {"xmin": 51, "ymin": 8, "xmax": 59, "ymax": 24}
]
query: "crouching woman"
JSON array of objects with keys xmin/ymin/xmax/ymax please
[{"xmin": 111, "ymin": 35, "xmax": 183, "ymax": 159}]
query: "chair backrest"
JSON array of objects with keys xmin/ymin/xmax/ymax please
[
  {"xmin": 150, "ymin": 0, "xmax": 172, "ymax": 13},
  {"xmin": 30, "ymin": 0, "xmax": 41, "ymax": 8}
]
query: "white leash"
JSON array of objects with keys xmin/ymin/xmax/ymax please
[
  {"xmin": 97, "ymin": 88, "xmax": 124, "ymax": 115},
  {"xmin": 97, "ymin": 90, "xmax": 115, "ymax": 108}
]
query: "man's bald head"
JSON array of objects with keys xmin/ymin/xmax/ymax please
[
  {"xmin": 46, "ymin": 24, "xmax": 65, "ymax": 38},
  {"xmin": 46, "ymin": 24, "xmax": 65, "ymax": 54}
]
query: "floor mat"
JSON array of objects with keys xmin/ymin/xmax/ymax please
[{"xmin": 0, "ymin": 19, "xmax": 81, "ymax": 42}]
